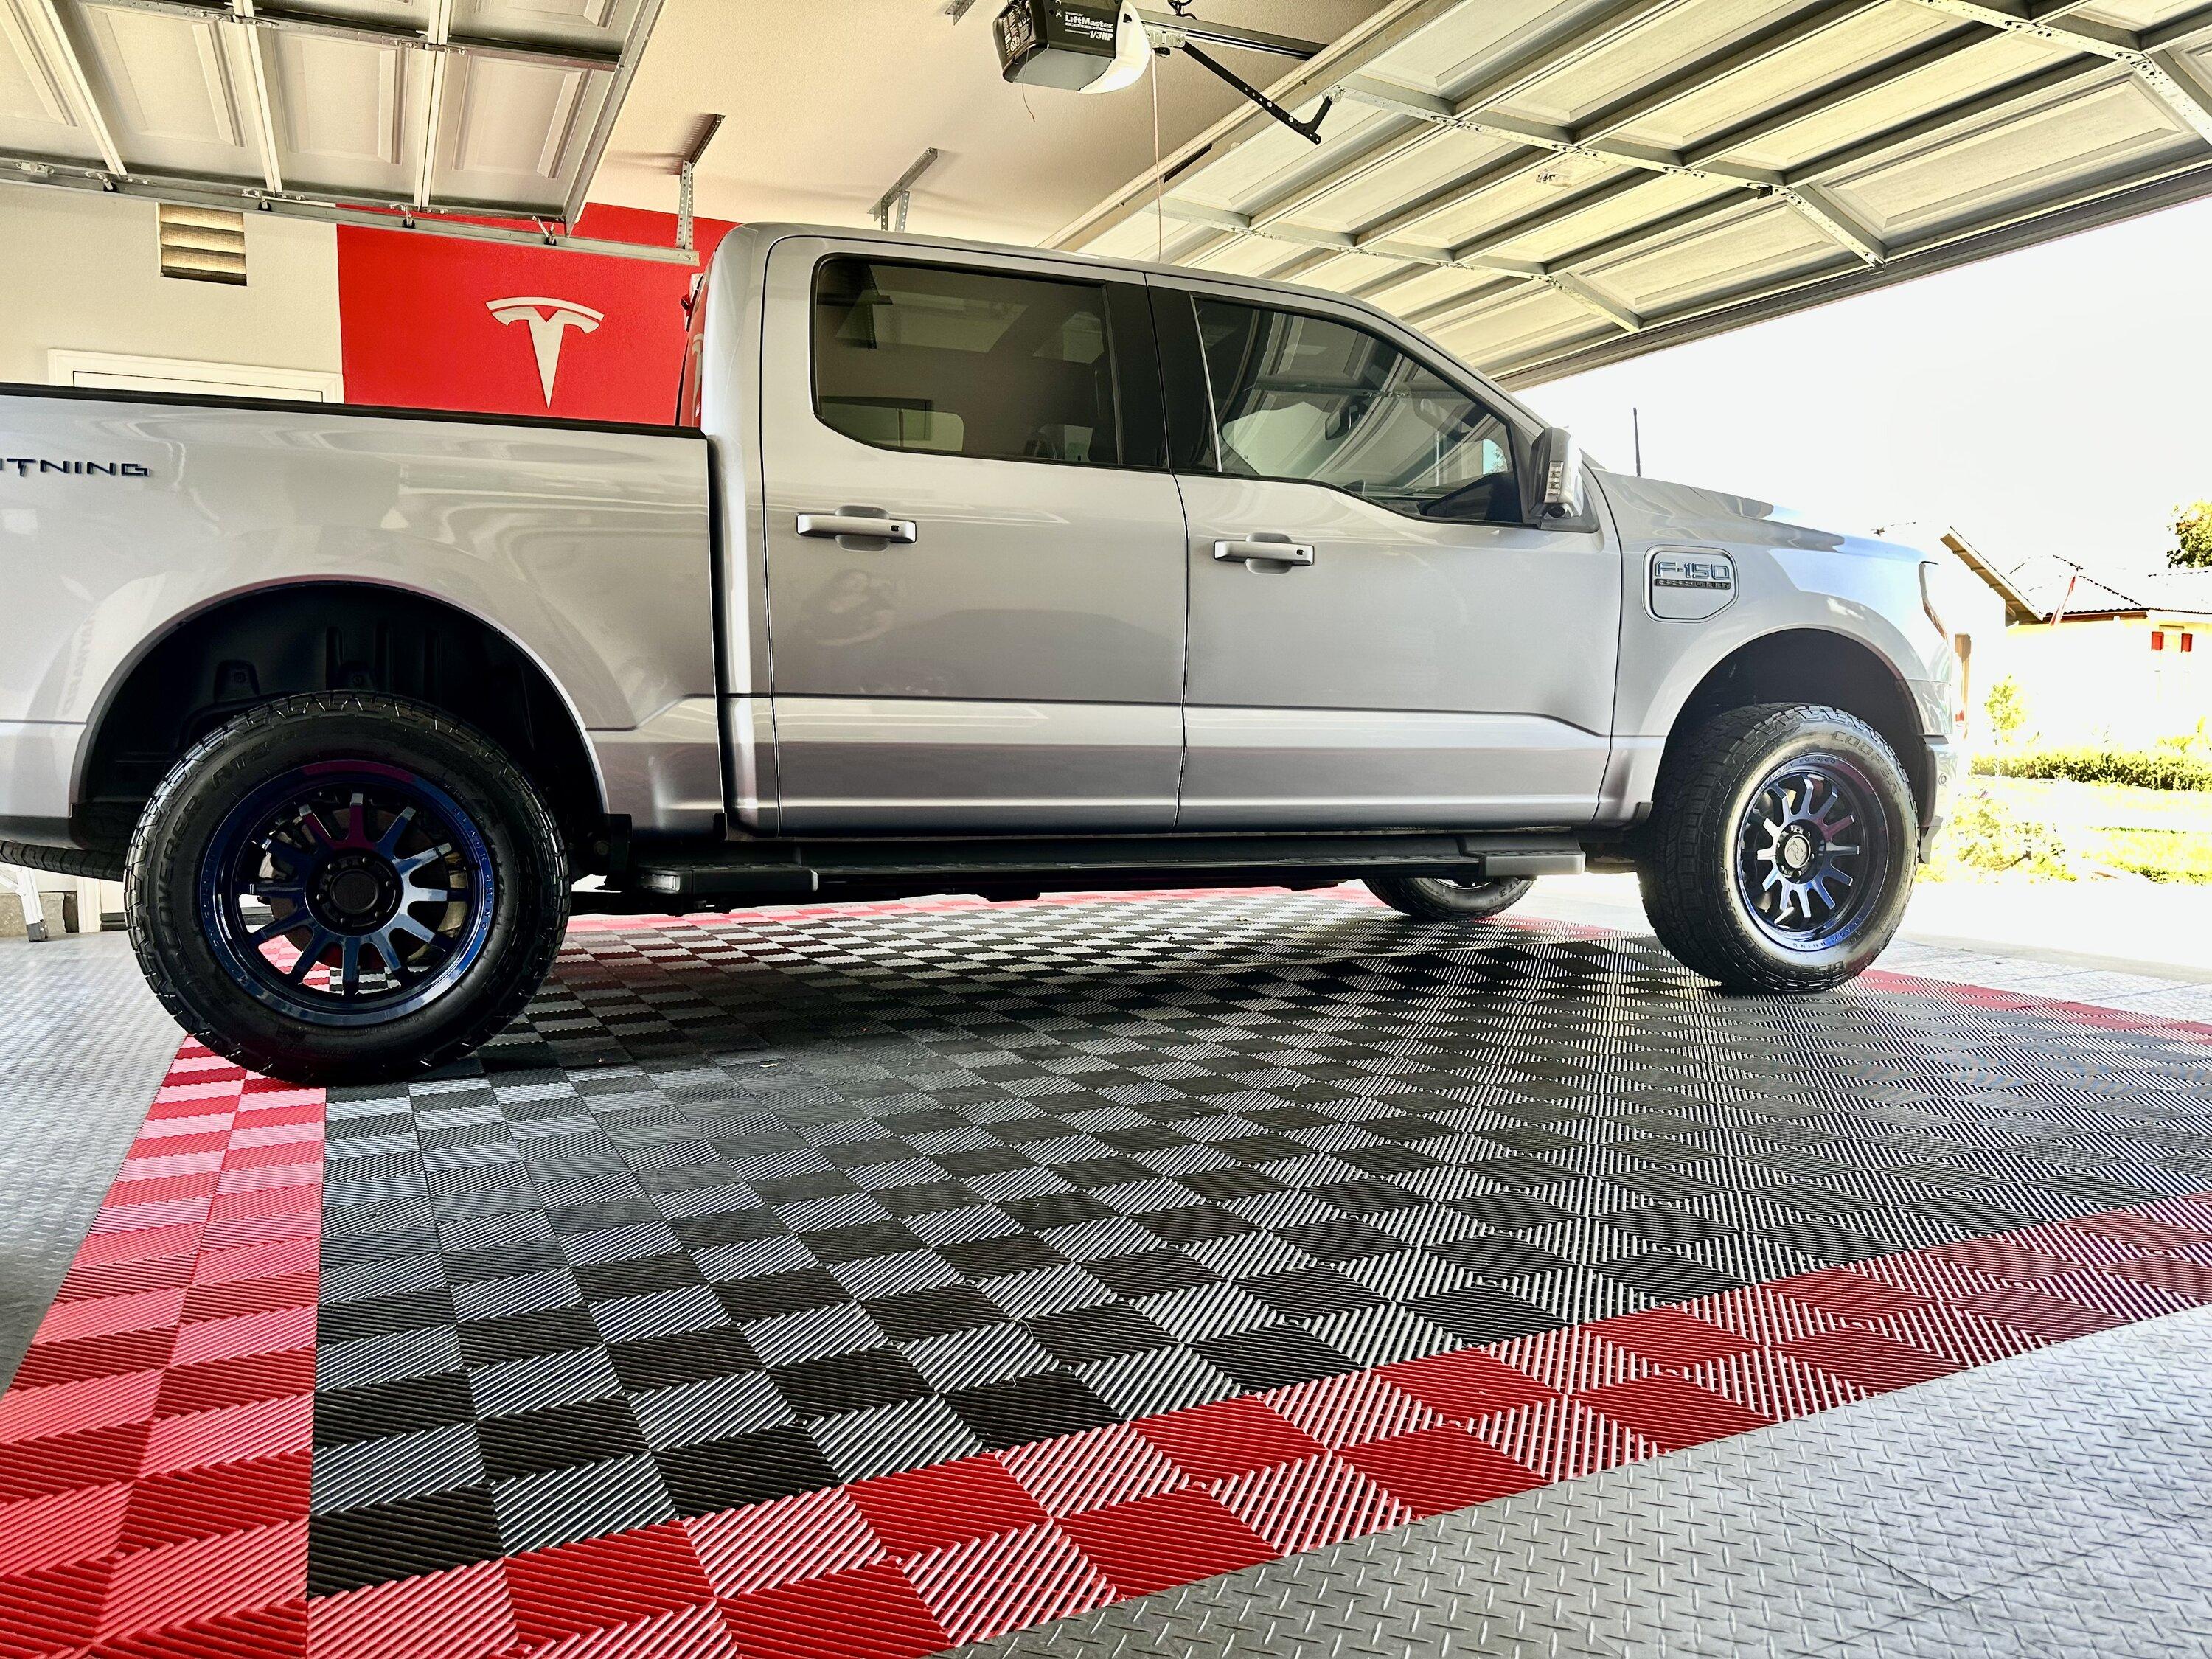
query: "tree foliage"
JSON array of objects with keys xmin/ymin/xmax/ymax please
[
  {"xmin": 1983, "ymin": 675, "xmax": 2028, "ymax": 747},
  {"xmin": 2171, "ymin": 501, "xmax": 2212, "ymax": 569}
]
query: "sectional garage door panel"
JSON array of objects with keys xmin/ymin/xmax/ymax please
[
  {"xmin": 0, "ymin": 0, "xmax": 655, "ymax": 221},
  {"xmin": 1057, "ymin": 0, "xmax": 2212, "ymax": 384}
]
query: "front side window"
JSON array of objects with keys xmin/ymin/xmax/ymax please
[
  {"xmin": 813, "ymin": 257, "xmax": 1121, "ymax": 467},
  {"xmin": 1194, "ymin": 297, "xmax": 1520, "ymax": 523}
]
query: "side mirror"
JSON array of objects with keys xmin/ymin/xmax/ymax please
[{"xmin": 1531, "ymin": 426, "xmax": 1597, "ymax": 532}]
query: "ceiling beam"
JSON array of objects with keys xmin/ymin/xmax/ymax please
[
  {"xmin": 1547, "ymin": 271, "xmax": 1641, "ymax": 330},
  {"xmin": 92, "ymin": 0, "xmax": 622, "ymax": 74},
  {"xmin": 0, "ymin": 161, "xmax": 697, "ymax": 261},
  {"xmin": 23, "ymin": 0, "xmax": 125, "ymax": 175}
]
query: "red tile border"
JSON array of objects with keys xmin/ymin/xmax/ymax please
[
  {"xmin": 0, "ymin": 1046, "xmax": 320, "ymax": 1657},
  {"xmin": 4, "ymin": 894, "xmax": 2212, "ymax": 1658}
]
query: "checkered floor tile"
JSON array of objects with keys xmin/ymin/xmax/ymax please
[{"xmin": 302, "ymin": 893, "xmax": 2212, "ymax": 1596}]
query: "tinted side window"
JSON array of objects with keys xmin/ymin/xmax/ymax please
[
  {"xmin": 813, "ymin": 257, "xmax": 1121, "ymax": 467},
  {"xmin": 1194, "ymin": 298, "xmax": 1520, "ymax": 524}
]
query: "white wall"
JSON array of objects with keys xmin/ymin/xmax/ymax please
[
  {"xmin": 0, "ymin": 187, "xmax": 342, "ymax": 928},
  {"xmin": 0, "ymin": 186, "xmax": 341, "ymax": 389}
]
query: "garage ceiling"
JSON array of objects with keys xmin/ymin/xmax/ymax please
[
  {"xmin": 587, "ymin": 0, "xmax": 1396, "ymax": 249},
  {"xmin": 0, "ymin": 0, "xmax": 659, "ymax": 234},
  {"xmin": 1053, "ymin": 0, "xmax": 2212, "ymax": 384}
]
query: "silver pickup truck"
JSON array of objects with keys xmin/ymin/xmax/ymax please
[{"xmin": 0, "ymin": 223, "xmax": 1961, "ymax": 1084}]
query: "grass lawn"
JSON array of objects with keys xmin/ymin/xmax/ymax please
[
  {"xmin": 2087, "ymin": 828, "xmax": 2212, "ymax": 884},
  {"xmin": 1972, "ymin": 774, "xmax": 2212, "ymax": 835},
  {"xmin": 1929, "ymin": 776, "xmax": 2212, "ymax": 884}
]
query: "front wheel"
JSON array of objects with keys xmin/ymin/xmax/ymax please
[
  {"xmin": 127, "ymin": 693, "xmax": 568, "ymax": 1084},
  {"xmin": 1640, "ymin": 703, "xmax": 1916, "ymax": 993},
  {"xmin": 1366, "ymin": 873, "xmax": 1535, "ymax": 922}
]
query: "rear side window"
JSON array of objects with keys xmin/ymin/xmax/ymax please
[
  {"xmin": 1194, "ymin": 297, "xmax": 1520, "ymax": 524},
  {"xmin": 813, "ymin": 257, "xmax": 1122, "ymax": 467}
]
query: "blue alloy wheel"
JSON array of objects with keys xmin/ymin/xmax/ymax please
[
  {"xmin": 1731, "ymin": 750, "xmax": 1891, "ymax": 953},
  {"xmin": 198, "ymin": 761, "xmax": 496, "ymax": 1027}
]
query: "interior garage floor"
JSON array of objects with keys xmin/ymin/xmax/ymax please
[{"xmin": 3, "ymin": 888, "xmax": 2211, "ymax": 1658}]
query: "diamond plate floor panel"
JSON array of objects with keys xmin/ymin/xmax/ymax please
[{"xmin": 5, "ymin": 890, "xmax": 2212, "ymax": 1658}]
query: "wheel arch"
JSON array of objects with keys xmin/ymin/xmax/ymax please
[
  {"xmin": 77, "ymin": 579, "xmax": 608, "ymax": 859},
  {"xmin": 1658, "ymin": 628, "xmax": 1931, "ymax": 824}
]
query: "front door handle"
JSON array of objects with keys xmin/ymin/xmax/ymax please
[
  {"xmin": 1214, "ymin": 537, "xmax": 1314, "ymax": 566},
  {"xmin": 797, "ymin": 511, "xmax": 918, "ymax": 544}
]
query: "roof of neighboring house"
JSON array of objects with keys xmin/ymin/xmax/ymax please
[
  {"xmin": 1934, "ymin": 528, "xmax": 2212, "ymax": 623},
  {"xmin": 1938, "ymin": 531, "xmax": 2042, "ymax": 627}
]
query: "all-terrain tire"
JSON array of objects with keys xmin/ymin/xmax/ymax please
[
  {"xmin": 1366, "ymin": 874, "xmax": 1537, "ymax": 922},
  {"xmin": 126, "ymin": 693, "xmax": 568, "ymax": 1084},
  {"xmin": 1640, "ymin": 702, "xmax": 1915, "ymax": 993}
]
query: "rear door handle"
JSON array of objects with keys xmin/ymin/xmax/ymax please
[
  {"xmin": 1214, "ymin": 537, "xmax": 1314, "ymax": 566},
  {"xmin": 796, "ymin": 512, "xmax": 918, "ymax": 544}
]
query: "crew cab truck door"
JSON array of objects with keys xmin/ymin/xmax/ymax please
[
  {"xmin": 757, "ymin": 236, "xmax": 1186, "ymax": 832},
  {"xmin": 1154, "ymin": 280, "xmax": 1620, "ymax": 830}
]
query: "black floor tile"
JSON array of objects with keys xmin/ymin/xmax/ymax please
[
  {"xmin": 771, "ymin": 1346, "xmax": 936, "ymax": 1421},
  {"xmin": 307, "ymin": 1485, "xmax": 506, "ymax": 1596},
  {"xmin": 950, "ymin": 1369, "xmax": 1121, "ymax": 1450},
  {"xmin": 653, "ymin": 1423, "xmax": 841, "ymax": 1511}
]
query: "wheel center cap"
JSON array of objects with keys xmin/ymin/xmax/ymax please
[
  {"xmin": 313, "ymin": 855, "xmax": 400, "ymax": 933},
  {"xmin": 1778, "ymin": 829, "xmax": 1817, "ymax": 874}
]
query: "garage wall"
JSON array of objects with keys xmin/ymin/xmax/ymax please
[{"xmin": 0, "ymin": 187, "xmax": 343, "ymax": 391}]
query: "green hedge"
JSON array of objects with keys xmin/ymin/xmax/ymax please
[{"xmin": 1973, "ymin": 748, "xmax": 2212, "ymax": 791}]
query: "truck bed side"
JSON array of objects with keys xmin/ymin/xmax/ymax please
[{"xmin": 0, "ymin": 387, "xmax": 717, "ymax": 849}]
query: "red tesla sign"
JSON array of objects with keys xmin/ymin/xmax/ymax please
[{"xmin": 335, "ymin": 204, "xmax": 737, "ymax": 425}]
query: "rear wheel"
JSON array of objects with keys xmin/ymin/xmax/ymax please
[
  {"xmin": 1366, "ymin": 873, "xmax": 1535, "ymax": 922},
  {"xmin": 1640, "ymin": 703, "xmax": 1915, "ymax": 992},
  {"xmin": 127, "ymin": 693, "xmax": 567, "ymax": 1084}
]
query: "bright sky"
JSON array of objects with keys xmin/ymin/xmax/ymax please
[{"xmin": 1521, "ymin": 192, "xmax": 2212, "ymax": 581}]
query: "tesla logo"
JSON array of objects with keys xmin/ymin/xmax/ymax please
[{"xmin": 486, "ymin": 296, "xmax": 605, "ymax": 405}]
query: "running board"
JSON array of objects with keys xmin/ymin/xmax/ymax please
[{"xmin": 591, "ymin": 833, "xmax": 1585, "ymax": 911}]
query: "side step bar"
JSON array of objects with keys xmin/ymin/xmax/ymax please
[{"xmin": 588, "ymin": 832, "xmax": 1585, "ymax": 912}]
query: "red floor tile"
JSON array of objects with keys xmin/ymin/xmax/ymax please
[
  {"xmin": 503, "ymin": 1523, "xmax": 717, "ymax": 1647},
  {"xmin": 1376, "ymin": 1346, "xmax": 1559, "ymax": 1422},
  {"xmin": 1058, "ymin": 1489, "xmax": 1277, "ymax": 1596},
  {"xmin": 847, "ymin": 1455, "xmax": 1049, "ymax": 1559},
  {"xmin": 1343, "ymin": 1423, "xmax": 1548, "ymax": 1517},
  {"xmin": 1781, "ymin": 1326, "xmax": 1966, "ymax": 1394},
  {"xmin": 1576, "ymin": 1373, "xmax": 1775, "ymax": 1452},
  {"xmin": 1136, "ymin": 1396, "xmax": 1326, "ymax": 1485},
  {"xmin": 718, "ymin": 1561, "xmax": 949, "ymax": 1659}
]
